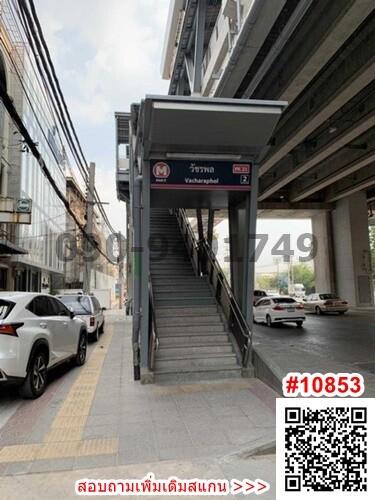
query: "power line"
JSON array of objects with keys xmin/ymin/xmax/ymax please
[
  {"xmin": 5, "ymin": 0, "xmax": 68, "ymax": 168},
  {"xmin": 19, "ymin": 0, "xmax": 116, "ymax": 234},
  {"xmin": 17, "ymin": 0, "xmax": 89, "ymax": 185},
  {"xmin": 0, "ymin": 83, "xmax": 115, "ymax": 264}
]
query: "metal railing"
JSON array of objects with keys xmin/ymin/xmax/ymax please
[
  {"xmin": 176, "ymin": 209, "xmax": 200, "ymax": 275},
  {"xmin": 200, "ymin": 239, "xmax": 252, "ymax": 367},
  {"xmin": 176, "ymin": 209, "xmax": 252, "ymax": 367},
  {"xmin": 148, "ymin": 278, "xmax": 158, "ymax": 370}
]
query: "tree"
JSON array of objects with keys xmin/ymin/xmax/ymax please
[
  {"xmin": 256, "ymin": 273, "xmax": 279, "ymax": 291},
  {"xmin": 292, "ymin": 263, "xmax": 315, "ymax": 294}
]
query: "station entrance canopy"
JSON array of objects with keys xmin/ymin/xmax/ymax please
[
  {"xmin": 135, "ymin": 95, "xmax": 287, "ymax": 209},
  {"xmin": 130, "ymin": 95, "xmax": 286, "ymax": 382}
]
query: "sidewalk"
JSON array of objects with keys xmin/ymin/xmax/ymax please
[
  {"xmin": 0, "ymin": 453, "xmax": 276, "ymax": 500},
  {"xmin": 0, "ymin": 312, "xmax": 277, "ymax": 498}
]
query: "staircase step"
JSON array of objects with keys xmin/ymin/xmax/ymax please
[
  {"xmin": 155, "ymin": 305, "xmax": 218, "ymax": 316},
  {"xmin": 152, "ymin": 283, "xmax": 211, "ymax": 294},
  {"xmin": 150, "ymin": 264, "xmax": 193, "ymax": 270},
  {"xmin": 156, "ymin": 291, "xmax": 213, "ymax": 300},
  {"xmin": 154, "ymin": 369, "xmax": 241, "ymax": 383},
  {"xmin": 156, "ymin": 345, "xmax": 234, "ymax": 358},
  {"xmin": 157, "ymin": 322, "xmax": 226, "ymax": 334},
  {"xmin": 152, "ymin": 276, "xmax": 205, "ymax": 283},
  {"xmin": 156, "ymin": 314, "xmax": 222, "ymax": 326},
  {"xmin": 151, "ymin": 270, "xmax": 194, "ymax": 276},
  {"xmin": 155, "ymin": 297, "xmax": 216, "ymax": 307},
  {"xmin": 158, "ymin": 335, "xmax": 229, "ymax": 347},
  {"xmin": 155, "ymin": 355, "xmax": 239, "ymax": 372}
]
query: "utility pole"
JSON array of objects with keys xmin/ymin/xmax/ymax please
[
  {"xmin": 118, "ymin": 231, "xmax": 124, "ymax": 309},
  {"xmin": 83, "ymin": 162, "xmax": 95, "ymax": 294}
]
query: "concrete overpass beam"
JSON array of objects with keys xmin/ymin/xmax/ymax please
[{"xmin": 331, "ymin": 191, "xmax": 374, "ymax": 307}]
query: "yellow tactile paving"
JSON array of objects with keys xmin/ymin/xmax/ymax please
[
  {"xmin": 50, "ymin": 416, "xmax": 87, "ymax": 429},
  {"xmin": 43, "ymin": 427, "xmax": 83, "ymax": 443},
  {"xmin": 0, "ymin": 444, "xmax": 42, "ymax": 463},
  {"xmin": 0, "ymin": 329, "xmax": 119, "ymax": 464},
  {"xmin": 0, "ymin": 438, "xmax": 119, "ymax": 463},
  {"xmin": 43, "ymin": 330, "xmax": 113, "ymax": 443}
]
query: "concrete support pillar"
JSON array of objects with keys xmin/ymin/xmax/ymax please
[
  {"xmin": 331, "ymin": 192, "xmax": 374, "ymax": 307},
  {"xmin": 311, "ymin": 211, "xmax": 335, "ymax": 293}
]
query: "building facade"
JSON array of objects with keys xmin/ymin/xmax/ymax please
[{"xmin": 0, "ymin": 1, "xmax": 66, "ymax": 292}]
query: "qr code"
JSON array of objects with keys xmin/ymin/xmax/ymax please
[{"xmin": 277, "ymin": 399, "xmax": 375, "ymax": 499}]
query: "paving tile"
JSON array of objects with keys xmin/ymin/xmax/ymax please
[
  {"xmin": 86, "ymin": 414, "xmax": 120, "ymax": 428},
  {"xmin": 117, "ymin": 447, "xmax": 158, "ymax": 466},
  {"xmin": 73, "ymin": 453, "xmax": 117, "ymax": 470},
  {"xmin": 83, "ymin": 425, "xmax": 119, "ymax": 440},
  {"xmin": 29, "ymin": 457, "xmax": 75, "ymax": 473},
  {"xmin": 118, "ymin": 433, "xmax": 156, "ymax": 455},
  {"xmin": 154, "ymin": 428, "xmax": 193, "ymax": 449},
  {"xmin": 4, "ymin": 461, "xmax": 32, "ymax": 476},
  {"xmin": 187, "ymin": 426, "xmax": 232, "ymax": 447}
]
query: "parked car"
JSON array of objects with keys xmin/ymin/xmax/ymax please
[
  {"xmin": 0, "ymin": 292, "xmax": 87, "ymax": 399},
  {"xmin": 303, "ymin": 293, "xmax": 348, "ymax": 315},
  {"xmin": 57, "ymin": 294, "xmax": 105, "ymax": 341},
  {"xmin": 253, "ymin": 296, "xmax": 305, "ymax": 327},
  {"xmin": 253, "ymin": 289, "xmax": 267, "ymax": 305}
]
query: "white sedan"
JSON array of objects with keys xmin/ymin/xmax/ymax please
[
  {"xmin": 0, "ymin": 292, "xmax": 88, "ymax": 399},
  {"xmin": 254, "ymin": 296, "xmax": 306, "ymax": 327}
]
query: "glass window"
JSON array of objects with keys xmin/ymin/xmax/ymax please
[
  {"xmin": 273, "ymin": 298, "xmax": 297, "ymax": 304},
  {"xmin": 58, "ymin": 295, "xmax": 92, "ymax": 315},
  {"xmin": 319, "ymin": 294, "xmax": 339, "ymax": 300},
  {"xmin": 50, "ymin": 297, "xmax": 70, "ymax": 316},
  {"xmin": 28, "ymin": 296, "xmax": 54, "ymax": 316},
  {"xmin": 0, "ymin": 300, "xmax": 15, "ymax": 319},
  {"xmin": 92, "ymin": 297, "xmax": 101, "ymax": 313},
  {"xmin": 259, "ymin": 299, "xmax": 271, "ymax": 306}
]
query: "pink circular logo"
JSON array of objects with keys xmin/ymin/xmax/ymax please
[{"xmin": 153, "ymin": 162, "xmax": 170, "ymax": 179}]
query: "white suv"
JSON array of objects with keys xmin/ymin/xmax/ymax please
[
  {"xmin": 0, "ymin": 292, "xmax": 88, "ymax": 398},
  {"xmin": 57, "ymin": 294, "xmax": 105, "ymax": 342}
]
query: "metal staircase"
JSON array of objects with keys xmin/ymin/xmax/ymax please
[{"xmin": 149, "ymin": 208, "xmax": 246, "ymax": 383}]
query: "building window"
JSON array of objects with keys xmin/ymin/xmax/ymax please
[{"xmin": 0, "ymin": 268, "xmax": 7, "ymax": 290}]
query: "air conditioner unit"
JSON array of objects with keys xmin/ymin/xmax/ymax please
[{"xmin": 222, "ymin": 0, "xmax": 237, "ymax": 20}]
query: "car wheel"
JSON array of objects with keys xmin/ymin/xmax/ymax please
[
  {"xmin": 315, "ymin": 306, "xmax": 323, "ymax": 315},
  {"xmin": 75, "ymin": 331, "xmax": 87, "ymax": 366},
  {"xmin": 91, "ymin": 326, "xmax": 99, "ymax": 342},
  {"xmin": 266, "ymin": 315, "xmax": 273, "ymax": 327},
  {"xmin": 19, "ymin": 350, "xmax": 48, "ymax": 399},
  {"xmin": 99, "ymin": 320, "xmax": 105, "ymax": 334},
  {"xmin": 338, "ymin": 311, "xmax": 345, "ymax": 315},
  {"xmin": 296, "ymin": 321, "xmax": 303, "ymax": 328}
]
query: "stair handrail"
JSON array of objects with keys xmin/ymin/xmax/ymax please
[
  {"xmin": 200, "ymin": 239, "xmax": 252, "ymax": 367},
  {"xmin": 176, "ymin": 209, "xmax": 201, "ymax": 275},
  {"xmin": 148, "ymin": 278, "xmax": 158, "ymax": 370}
]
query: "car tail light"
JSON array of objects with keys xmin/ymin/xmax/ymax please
[
  {"xmin": 341, "ymin": 301, "xmax": 348, "ymax": 305},
  {"xmin": 324, "ymin": 300, "xmax": 333, "ymax": 305},
  {"xmin": 296, "ymin": 304, "xmax": 304, "ymax": 310},
  {"xmin": 273, "ymin": 305, "xmax": 285, "ymax": 311},
  {"xmin": 89, "ymin": 316, "xmax": 95, "ymax": 326},
  {"xmin": 0, "ymin": 323, "xmax": 24, "ymax": 337}
]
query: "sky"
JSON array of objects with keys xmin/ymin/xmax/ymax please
[{"xmin": 34, "ymin": 0, "xmax": 311, "ymax": 272}]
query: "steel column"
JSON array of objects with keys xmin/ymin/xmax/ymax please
[
  {"xmin": 207, "ymin": 209, "xmax": 214, "ymax": 247},
  {"xmin": 243, "ymin": 163, "xmax": 259, "ymax": 327},
  {"xmin": 140, "ymin": 160, "xmax": 150, "ymax": 376},
  {"xmin": 193, "ymin": 0, "xmax": 206, "ymax": 95}
]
